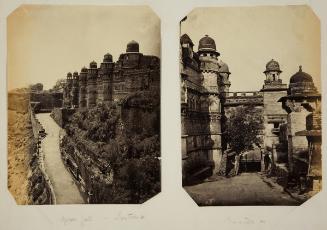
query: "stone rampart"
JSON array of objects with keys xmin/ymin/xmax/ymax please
[{"xmin": 50, "ymin": 107, "xmax": 76, "ymax": 128}]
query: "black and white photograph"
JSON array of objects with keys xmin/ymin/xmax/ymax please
[
  {"xmin": 7, "ymin": 5, "xmax": 161, "ymax": 204},
  {"xmin": 180, "ymin": 5, "xmax": 322, "ymax": 206},
  {"xmin": 1, "ymin": 0, "xmax": 327, "ymax": 230}
]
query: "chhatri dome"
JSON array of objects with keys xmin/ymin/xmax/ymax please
[
  {"xmin": 180, "ymin": 34, "xmax": 194, "ymax": 46},
  {"xmin": 198, "ymin": 35, "xmax": 220, "ymax": 56},
  {"xmin": 126, "ymin": 40, "xmax": 139, "ymax": 53},
  {"xmin": 288, "ymin": 66, "xmax": 318, "ymax": 95},
  {"xmin": 264, "ymin": 59, "xmax": 282, "ymax": 73},
  {"xmin": 103, "ymin": 53, "xmax": 113, "ymax": 63},
  {"xmin": 81, "ymin": 67, "xmax": 88, "ymax": 73},
  {"xmin": 290, "ymin": 65, "xmax": 314, "ymax": 84},
  {"xmin": 89, "ymin": 60, "xmax": 97, "ymax": 69}
]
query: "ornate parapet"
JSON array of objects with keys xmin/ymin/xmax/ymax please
[{"xmin": 224, "ymin": 91, "xmax": 263, "ymax": 107}]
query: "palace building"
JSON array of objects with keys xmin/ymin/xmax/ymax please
[
  {"xmin": 63, "ymin": 40, "xmax": 160, "ymax": 108},
  {"xmin": 180, "ymin": 34, "xmax": 321, "ymax": 190}
]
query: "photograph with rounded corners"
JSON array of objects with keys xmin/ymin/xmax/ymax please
[
  {"xmin": 180, "ymin": 5, "xmax": 321, "ymax": 206},
  {"xmin": 7, "ymin": 5, "xmax": 161, "ymax": 204}
]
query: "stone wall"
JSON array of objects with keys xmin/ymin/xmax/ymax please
[
  {"xmin": 50, "ymin": 108, "xmax": 76, "ymax": 128},
  {"xmin": 262, "ymin": 90, "xmax": 288, "ymax": 149},
  {"xmin": 121, "ymin": 106, "xmax": 159, "ymax": 136},
  {"xmin": 30, "ymin": 92, "xmax": 63, "ymax": 112},
  {"xmin": 28, "ymin": 108, "xmax": 56, "ymax": 204}
]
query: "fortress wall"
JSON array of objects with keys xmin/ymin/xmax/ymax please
[
  {"xmin": 30, "ymin": 92, "xmax": 63, "ymax": 111},
  {"xmin": 50, "ymin": 108, "xmax": 76, "ymax": 128},
  {"xmin": 263, "ymin": 90, "xmax": 287, "ymax": 116},
  {"xmin": 121, "ymin": 106, "xmax": 159, "ymax": 136}
]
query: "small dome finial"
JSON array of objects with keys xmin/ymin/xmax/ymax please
[{"xmin": 299, "ymin": 65, "xmax": 302, "ymax": 72}]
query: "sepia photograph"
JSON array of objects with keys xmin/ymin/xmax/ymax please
[
  {"xmin": 180, "ymin": 5, "xmax": 321, "ymax": 206},
  {"xmin": 7, "ymin": 5, "xmax": 161, "ymax": 204}
]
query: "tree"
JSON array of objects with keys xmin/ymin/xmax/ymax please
[
  {"xmin": 51, "ymin": 78, "xmax": 66, "ymax": 92},
  {"xmin": 224, "ymin": 106, "xmax": 264, "ymax": 174},
  {"xmin": 29, "ymin": 83, "xmax": 43, "ymax": 92}
]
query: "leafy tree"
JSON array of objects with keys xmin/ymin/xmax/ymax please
[
  {"xmin": 224, "ymin": 106, "xmax": 264, "ymax": 154},
  {"xmin": 29, "ymin": 83, "xmax": 43, "ymax": 92},
  {"xmin": 51, "ymin": 78, "xmax": 66, "ymax": 92}
]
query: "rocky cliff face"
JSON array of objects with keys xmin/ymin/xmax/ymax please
[{"xmin": 60, "ymin": 92, "xmax": 160, "ymax": 203}]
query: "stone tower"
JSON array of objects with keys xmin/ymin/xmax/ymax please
[
  {"xmin": 99, "ymin": 53, "xmax": 114, "ymax": 104},
  {"xmin": 65, "ymin": 72, "xmax": 73, "ymax": 107},
  {"xmin": 72, "ymin": 71, "xmax": 79, "ymax": 108},
  {"xmin": 79, "ymin": 67, "xmax": 88, "ymax": 108},
  {"xmin": 96, "ymin": 67, "xmax": 103, "ymax": 105},
  {"xmin": 87, "ymin": 61, "xmax": 98, "ymax": 108},
  {"xmin": 261, "ymin": 59, "xmax": 288, "ymax": 152},
  {"xmin": 197, "ymin": 35, "xmax": 222, "ymax": 173}
]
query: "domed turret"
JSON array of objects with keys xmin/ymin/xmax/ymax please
[
  {"xmin": 198, "ymin": 35, "xmax": 220, "ymax": 56},
  {"xmin": 218, "ymin": 61, "xmax": 230, "ymax": 74},
  {"xmin": 289, "ymin": 66, "xmax": 317, "ymax": 95},
  {"xmin": 264, "ymin": 59, "xmax": 282, "ymax": 73},
  {"xmin": 89, "ymin": 61, "xmax": 97, "ymax": 69},
  {"xmin": 126, "ymin": 40, "xmax": 139, "ymax": 53},
  {"xmin": 199, "ymin": 35, "xmax": 216, "ymax": 50},
  {"xmin": 103, "ymin": 53, "xmax": 113, "ymax": 63},
  {"xmin": 81, "ymin": 66, "xmax": 88, "ymax": 73},
  {"xmin": 290, "ymin": 66, "xmax": 313, "ymax": 83},
  {"xmin": 73, "ymin": 71, "xmax": 79, "ymax": 78},
  {"xmin": 180, "ymin": 34, "xmax": 194, "ymax": 46},
  {"xmin": 67, "ymin": 72, "xmax": 72, "ymax": 78},
  {"xmin": 79, "ymin": 67, "xmax": 87, "ymax": 82},
  {"xmin": 263, "ymin": 59, "xmax": 283, "ymax": 85}
]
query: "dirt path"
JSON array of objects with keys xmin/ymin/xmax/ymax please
[
  {"xmin": 184, "ymin": 172, "xmax": 301, "ymax": 206},
  {"xmin": 36, "ymin": 113, "xmax": 84, "ymax": 204}
]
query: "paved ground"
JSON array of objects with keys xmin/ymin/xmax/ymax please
[
  {"xmin": 184, "ymin": 172, "xmax": 301, "ymax": 206},
  {"xmin": 36, "ymin": 113, "xmax": 84, "ymax": 204}
]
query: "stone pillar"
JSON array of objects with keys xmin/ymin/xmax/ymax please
[
  {"xmin": 287, "ymin": 111, "xmax": 309, "ymax": 174},
  {"xmin": 207, "ymin": 95, "xmax": 222, "ymax": 174}
]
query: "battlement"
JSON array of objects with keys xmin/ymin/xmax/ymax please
[
  {"xmin": 224, "ymin": 91, "xmax": 263, "ymax": 107},
  {"xmin": 63, "ymin": 41, "xmax": 160, "ymax": 109}
]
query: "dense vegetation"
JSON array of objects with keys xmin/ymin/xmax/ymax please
[
  {"xmin": 224, "ymin": 105, "xmax": 264, "ymax": 154},
  {"xmin": 64, "ymin": 98, "xmax": 160, "ymax": 203}
]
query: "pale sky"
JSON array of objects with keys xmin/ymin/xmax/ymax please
[
  {"xmin": 8, "ymin": 5, "xmax": 160, "ymax": 90},
  {"xmin": 181, "ymin": 5, "xmax": 321, "ymax": 92}
]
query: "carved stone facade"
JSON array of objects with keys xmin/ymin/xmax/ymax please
[
  {"xmin": 180, "ymin": 34, "xmax": 230, "ymax": 178},
  {"xmin": 63, "ymin": 41, "xmax": 160, "ymax": 108}
]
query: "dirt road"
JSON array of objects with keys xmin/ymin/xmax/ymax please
[{"xmin": 184, "ymin": 172, "xmax": 301, "ymax": 206}]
